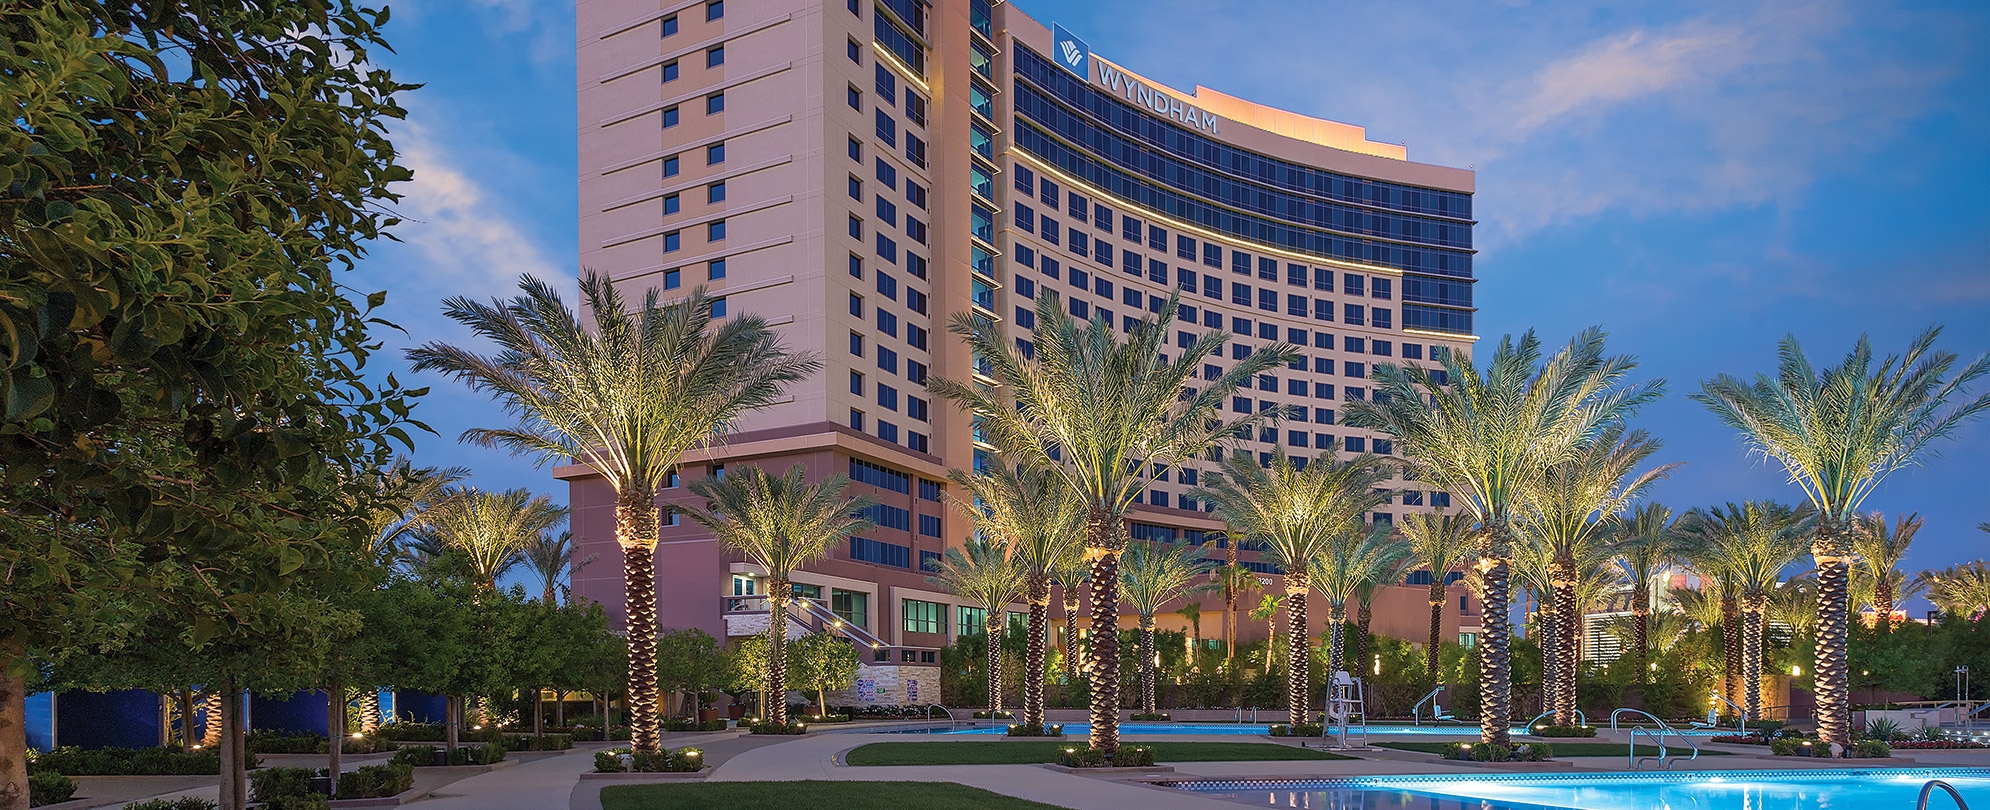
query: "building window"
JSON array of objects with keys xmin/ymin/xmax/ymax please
[
  {"xmin": 705, "ymin": 0, "xmax": 723, "ymax": 21},
  {"xmin": 706, "ymin": 142, "xmax": 725, "ymax": 164},
  {"xmin": 849, "ymin": 332, "xmax": 864, "ymax": 357},
  {"xmin": 661, "ymin": 105, "xmax": 680, "ymax": 128},
  {"xmin": 706, "ymin": 220, "xmax": 726, "ymax": 241},
  {"xmin": 663, "ymin": 231, "xmax": 680, "ymax": 252},
  {"xmin": 662, "ymin": 155, "xmax": 680, "ymax": 177},
  {"xmin": 904, "ymin": 599, "xmax": 943, "ymax": 634},
  {"xmin": 706, "ymin": 46, "xmax": 725, "ymax": 68},
  {"xmin": 847, "ymin": 85, "xmax": 862, "ymax": 110},
  {"xmin": 847, "ymin": 136, "xmax": 862, "ymax": 161},
  {"xmin": 849, "ymin": 407, "xmax": 865, "ymax": 430},
  {"xmin": 661, "ymin": 14, "xmax": 678, "ymax": 36},
  {"xmin": 661, "ymin": 268, "xmax": 680, "ymax": 290},
  {"xmin": 662, "ymin": 193, "xmax": 680, "ymax": 215},
  {"xmin": 847, "ymin": 37, "xmax": 862, "ymax": 62},
  {"xmin": 708, "ymin": 182, "xmax": 726, "ymax": 203},
  {"xmin": 957, "ymin": 606, "xmax": 987, "ymax": 637},
  {"xmin": 661, "ymin": 60, "xmax": 679, "ymax": 82},
  {"xmin": 707, "ymin": 258, "xmax": 726, "ymax": 280},
  {"xmin": 710, "ymin": 297, "xmax": 726, "ymax": 317},
  {"xmin": 832, "ymin": 589, "xmax": 869, "ymax": 627}
]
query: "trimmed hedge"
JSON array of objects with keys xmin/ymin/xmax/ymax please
[
  {"xmin": 336, "ymin": 763, "xmax": 415, "ymax": 799},
  {"xmin": 1057, "ymin": 745, "xmax": 1154, "ymax": 768},
  {"xmin": 387, "ymin": 741, "xmax": 505, "ymax": 766},
  {"xmin": 1129, "ymin": 713, "xmax": 1171, "ymax": 721},
  {"xmin": 28, "ymin": 771, "xmax": 76, "ymax": 807},
  {"xmin": 120, "ymin": 799, "xmax": 219, "ymax": 810},
  {"xmin": 249, "ymin": 767, "xmax": 318, "ymax": 803},
  {"xmin": 27, "ymin": 745, "xmax": 252, "ymax": 776},
  {"xmin": 593, "ymin": 747, "xmax": 704, "ymax": 773},
  {"xmin": 971, "ymin": 710, "xmax": 1013, "ymax": 720},
  {"xmin": 502, "ymin": 733, "xmax": 574, "ymax": 751},
  {"xmin": 1527, "ymin": 725, "xmax": 1597, "ymax": 738},
  {"xmin": 1005, "ymin": 723, "xmax": 1063, "ymax": 737},
  {"xmin": 747, "ymin": 720, "xmax": 808, "ymax": 735},
  {"xmin": 1443, "ymin": 742, "xmax": 1552, "ymax": 762},
  {"xmin": 1267, "ymin": 724, "xmax": 1323, "ymax": 737}
]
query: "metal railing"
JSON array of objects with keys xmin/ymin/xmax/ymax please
[
  {"xmin": 1522, "ymin": 709, "xmax": 1586, "ymax": 731},
  {"xmin": 1412, "ymin": 687, "xmax": 1453, "ymax": 725},
  {"xmin": 1610, "ymin": 707, "xmax": 1699, "ymax": 770},
  {"xmin": 1919, "ymin": 780, "xmax": 1970, "ymax": 810},
  {"xmin": 1705, "ymin": 691, "xmax": 1748, "ymax": 732}
]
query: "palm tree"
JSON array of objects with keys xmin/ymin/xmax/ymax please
[
  {"xmin": 1519, "ymin": 424, "xmax": 1675, "ymax": 726},
  {"xmin": 1692, "ymin": 327, "xmax": 1990, "ymax": 749},
  {"xmin": 1051, "ymin": 553, "xmax": 1089, "ymax": 687},
  {"xmin": 1401, "ymin": 512, "xmax": 1477, "ymax": 692},
  {"xmin": 1766, "ymin": 577, "xmax": 1820, "ymax": 638},
  {"xmin": 354, "ymin": 462, "xmax": 466, "ymax": 733},
  {"xmin": 1678, "ymin": 502, "xmax": 1812, "ymax": 721},
  {"xmin": 928, "ymin": 291, "xmax": 1292, "ymax": 755},
  {"xmin": 1350, "ymin": 329, "xmax": 1665, "ymax": 745},
  {"xmin": 682, "ymin": 465, "xmax": 873, "ymax": 727},
  {"xmin": 1211, "ymin": 560, "xmax": 1262, "ymax": 666},
  {"xmin": 1176, "ymin": 603, "xmax": 1205, "ymax": 669},
  {"xmin": 1921, "ymin": 563, "xmax": 1990, "ymax": 619},
  {"xmin": 927, "ymin": 536, "xmax": 1026, "ymax": 715},
  {"xmin": 1681, "ymin": 539, "xmax": 1746, "ymax": 714},
  {"xmin": 1604, "ymin": 609, "xmax": 1692, "ymax": 658},
  {"xmin": 947, "ymin": 458, "xmax": 1083, "ymax": 728},
  {"xmin": 1119, "ymin": 540, "xmax": 1214, "ymax": 714},
  {"xmin": 1250, "ymin": 593, "xmax": 1288, "ymax": 675},
  {"xmin": 424, "ymin": 487, "xmax": 569, "ymax": 589},
  {"xmin": 1190, "ymin": 448, "xmax": 1391, "ymax": 726},
  {"xmin": 1613, "ymin": 503, "xmax": 1680, "ymax": 680},
  {"xmin": 410, "ymin": 273, "xmax": 818, "ymax": 752},
  {"xmin": 1852, "ymin": 513, "xmax": 1922, "ymax": 623},
  {"xmin": 1669, "ymin": 585, "xmax": 1726, "ymax": 635},
  {"xmin": 1309, "ymin": 523, "xmax": 1409, "ymax": 678},
  {"xmin": 521, "ymin": 529, "xmax": 597, "ymax": 606}
]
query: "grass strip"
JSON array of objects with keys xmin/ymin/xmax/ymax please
[
  {"xmin": 842, "ymin": 740, "xmax": 1352, "ymax": 766},
  {"xmin": 601, "ymin": 781, "xmax": 1073, "ymax": 810}
]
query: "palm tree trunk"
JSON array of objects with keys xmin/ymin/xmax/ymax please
[
  {"xmin": 1226, "ymin": 543, "xmax": 1239, "ymax": 664},
  {"xmin": 1326, "ymin": 602, "xmax": 1347, "ymax": 677},
  {"xmin": 1480, "ymin": 527, "xmax": 1515, "ymax": 747},
  {"xmin": 1026, "ymin": 574, "xmax": 1051, "ymax": 727},
  {"xmin": 359, "ymin": 689, "xmax": 381, "ymax": 734},
  {"xmin": 767, "ymin": 578, "xmax": 792, "ymax": 725},
  {"xmin": 1538, "ymin": 584, "xmax": 1560, "ymax": 726},
  {"xmin": 615, "ymin": 488, "xmax": 663, "ymax": 753},
  {"xmin": 1354, "ymin": 599, "xmax": 1373, "ymax": 679},
  {"xmin": 1139, "ymin": 616, "xmax": 1157, "ymax": 714},
  {"xmin": 1063, "ymin": 593, "xmax": 1083, "ymax": 687},
  {"xmin": 1427, "ymin": 581, "xmax": 1446, "ymax": 692},
  {"xmin": 1632, "ymin": 581, "xmax": 1650, "ymax": 684},
  {"xmin": 1814, "ymin": 521, "xmax": 1853, "ymax": 751},
  {"xmin": 1285, "ymin": 582, "xmax": 1311, "ymax": 728},
  {"xmin": 1720, "ymin": 587, "xmax": 1741, "ymax": 712},
  {"xmin": 1876, "ymin": 578, "xmax": 1895, "ymax": 627},
  {"xmin": 1085, "ymin": 531, "xmax": 1123, "ymax": 754},
  {"xmin": 204, "ymin": 690, "xmax": 224, "ymax": 746},
  {"xmin": 984, "ymin": 617, "xmax": 1004, "ymax": 715},
  {"xmin": 1553, "ymin": 573, "xmax": 1579, "ymax": 727},
  {"xmin": 1742, "ymin": 592, "xmax": 1766, "ymax": 722}
]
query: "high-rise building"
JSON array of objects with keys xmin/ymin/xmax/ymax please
[{"xmin": 570, "ymin": 0, "xmax": 1482, "ymax": 702}]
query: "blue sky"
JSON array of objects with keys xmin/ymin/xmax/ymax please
[{"xmin": 351, "ymin": 0, "xmax": 1990, "ymax": 602}]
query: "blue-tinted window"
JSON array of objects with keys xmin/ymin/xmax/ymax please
[{"xmin": 852, "ymin": 537, "xmax": 910, "ymax": 568}]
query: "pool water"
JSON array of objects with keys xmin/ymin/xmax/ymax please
[
  {"xmin": 1171, "ymin": 768, "xmax": 1990, "ymax": 810},
  {"xmin": 868, "ymin": 722, "xmax": 1720, "ymax": 737}
]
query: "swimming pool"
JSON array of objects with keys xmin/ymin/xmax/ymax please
[
  {"xmin": 1170, "ymin": 767, "xmax": 1990, "ymax": 809},
  {"xmin": 861, "ymin": 722, "xmax": 1722, "ymax": 737}
]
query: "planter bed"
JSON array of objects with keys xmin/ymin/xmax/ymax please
[
  {"xmin": 579, "ymin": 767, "xmax": 713, "ymax": 781},
  {"xmin": 1040, "ymin": 763, "xmax": 1177, "ymax": 776},
  {"xmin": 327, "ymin": 785, "xmax": 435, "ymax": 808}
]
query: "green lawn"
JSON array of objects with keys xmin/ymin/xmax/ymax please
[
  {"xmin": 1376, "ymin": 741, "xmax": 1732, "ymax": 758},
  {"xmin": 601, "ymin": 782, "xmax": 1073, "ymax": 810},
  {"xmin": 843, "ymin": 740, "xmax": 1353, "ymax": 766}
]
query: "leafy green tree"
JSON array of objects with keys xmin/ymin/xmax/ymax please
[
  {"xmin": 682, "ymin": 465, "xmax": 871, "ymax": 726},
  {"xmin": 946, "ymin": 458, "xmax": 1082, "ymax": 728},
  {"xmin": 1190, "ymin": 448, "xmax": 1389, "ymax": 726},
  {"xmin": 409, "ymin": 275, "xmax": 817, "ymax": 753},
  {"xmin": 0, "ymin": 3, "xmax": 420, "ymax": 807},
  {"xmin": 655, "ymin": 629, "xmax": 726, "ymax": 721},
  {"xmin": 1119, "ymin": 541, "xmax": 1213, "ymax": 714},
  {"xmin": 1692, "ymin": 327, "xmax": 1990, "ymax": 749},
  {"xmin": 929, "ymin": 291, "xmax": 1288, "ymax": 756},
  {"xmin": 926, "ymin": 538, "xmax": 1024, "ymax": 714},
  {"xmin": 787, "ymin": 633, "xmax": 859, "ymax": 714},
  {"xmin": 1348, "ymin": 329, "xmax": 1663, "ymax": 746}
]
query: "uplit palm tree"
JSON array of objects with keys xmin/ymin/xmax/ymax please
[
  {"xmin": 1401, "ymin": 512, "xmax": 1477, "ymax": 692},
  {"xmin": 1852, "ymin": 513, "xmax": 1922, "ymax": 623},
  {"xmin": 1211, "ymin": 559, "xmax": 1262, "ymax": 666},
  {"xmin": 1692, "ymin": 327, "xmax": 1990, "ymax": 749},
  {"xmin": 1309, "ymin": 523, "xmax": 1409, "ymax": 678},
  {"xmin": 1767, "ymin": 577, "xmax": 1820, "ymax": 638},
  {"xmin": 928, "ymin": 536, "xmax": 1025, "ymax": 715},
  {"xmin": 1678, "ymin": 502, "xmax": 1812, "ymax": 721},
  {"xmin": 947, "ymin": 458, "xmax": 1083, "ymax": 728},
  {"xmin": 1051, "ymin": 553, "xmax": 1089, "ymax": 686},
  {"xmin": 1120, "ymin": 540, "xmax": 1214, "ymax": 714},
  {"xmin": 1519, "ymin": 424, "xmax": 1675, "ymax": 726},
  {"xmin": 1681, "ymin": 539, "xmax": 1746, "ymax": 713},
  {"xmin": 1349, "ymin": 329, "xmax": 1664, "ymax": 745},
  {"xmin": 1604, "ymin": 609, "xmax": 1691, "ymax": 657},
  {"xmin": 1613, "ymin": 503, "xmax": 1681, "ymax": 680},
  {"xmin": 410, "ymin": 273, "xmax": 818, "ymax": 752},
  {"xmin": 1176, "ymin": 603, "xmax": 1205, "ymax": 668},
  {"xmin": 353, "ymin": 461, "xmax": 466, "ymax": 732},
  {"xmin": 1921, "ymin": 563, "xmax": 1990, "ymax": 619},
  {"xmin": 928, "ymin": 291, "xmax": 1292, "ymax": 755},
  {"xmin": 1250, "ymin": 593, "xmax": 1287, "ymax": 674},
  {"xmin": 424, "ymin": 487, "xmax": 569, "ymax": 589},
  {"xmin": 682, "ymin": 465, "xmax": 873, "ymax": 726},
  {"xmin": 1190, "ymin": 447, "xmax": 1391, "ymax": 726},
  {"xmin": 521, "ymin": 529, "xmax": 596, "ymax": 606}
]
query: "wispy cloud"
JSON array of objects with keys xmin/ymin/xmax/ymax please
[{"xmin": 391, "ymin": 121, "xmax": 565, "ymax": 296}]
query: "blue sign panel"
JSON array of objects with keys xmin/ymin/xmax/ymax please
[{"xmin": 1051, "ymin": 23, "xmax": 1090, "ymax": 78}]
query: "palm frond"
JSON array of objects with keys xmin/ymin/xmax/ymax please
[{"xmin": 680, "ymin": 464, "xmax": 874, "ymax": 581}]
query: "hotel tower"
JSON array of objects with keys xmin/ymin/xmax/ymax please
[{"xmin": 571, "ymin": 0, "xmax": 1482, "ymax": 704}]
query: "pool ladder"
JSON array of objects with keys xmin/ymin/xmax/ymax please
[
  {"xmin": 1610, "ymin": 707, "xmax": 1698, "ymax": 770},
  {"xmin": 1919, "ymin": 780, "xmax": 1970, "ymax": 810}
]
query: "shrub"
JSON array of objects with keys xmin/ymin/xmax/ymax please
[
  {"xmin": 249, "ymin": 767, "xmax": 319, "ymax": 802},
  {"xmin": 503, "ymin": 733, "xmax": 574, "ymax": 751},
  {"xmin": 29, "ymin": 771, "xmax": 76, "ymax": 807},
  {"xmin": 371, "ymin": 722, "xmax": 446, "ymax": 742},
  {"xmin": 1862, "ymin": 718, "xmax": 1904, "ymax": 742},
  {"xmin": 1748, "ymin": 719, "xmax": 1787, "ymax": 736},
  {"xmin": 258, "ymin": 796, "xmax": 328, "ymax": 810},
  {"xmin": 246, "ymin": 730, "xmax": 327, "ymax": 754},
  {"xmin": 1851, "ymin": 739, "xmax": 1893, "ymax": 759},
  {"xmin": 748, "ymin": 720, "xmax": 808, "ymax": 735},
  {"xmin": 668, "ymin": 747, "xmax": 706, "ymax": 772},
  {"xmin": 1527, "ymin": 725, "xmax": 1595, "ymax": 738},
  {"xmin": 971, "ymin": 710, "xmax": 1014, "ymax": 720},
  {"xmin": 1006, "ymin": 723, "xmax": 1063, "ymax": 737},
  {"xmin": 1709, "ymin": 734, "xmax": 1770, "ymax": 745},
  {"xmin": 1057, "ymin": 745, "xmax": 1155, "ymax": 768},
  {"xmin": 473, "ymin": 741, "xmax": 507, "ymax": 765},
  {"xmin": 1441, "ymin": 742, "xmax": 1548, "ymax": 762},
  {"xmin": 1768, "ymin": 738, "xmax": 1808, "ymax": 757},
  {"xmin": 594, "ymin": 749, "xmax": 630, "ymax": 773},
  {"xmin": 121, "ymin": 799, "xmax": 219, "ymax": 810},
  {"xmin": 390, "ymin": 745, "xmax": 439, "ymax": 767},
  {"xmin": 335, "ymin": 763, "xmax": 414, "ymax": 799},
  {"xmin": 1894, "ymin": 739, "xmax": 1990, "ymax": 749},
  {"xmin": 629, "ymin": 750, "xmax": 671, "ymax": 773},
  {"xmin": 1130, "ymin": 712, "xmax": 1171, "ymax": 721},
  {"xmin": 1267, "ymin": 724, "xmax": 1323, "ymax": 737},
  {"xmin": 29, "ymin": 745, "xmax": 238, "ymax": 776}
]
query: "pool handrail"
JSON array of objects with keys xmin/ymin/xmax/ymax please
[
  {"xmin": 1918, "ymin": 779, "xmax": 1970, "ymax": 810},
  {"xmin": 1412, "ymin": 687, "xmax": 1452, "ymax": 725},
  {"xmin": 1611, "ymin": 707, "xmax": 1699, "ymax": 770},
  {"xmin": 1522, "ymin": 708, "xmax": 1586, "ymax": 731},
  {"xmin": 1705, "ymin": 691, "xmax": 1748, "ymax": 732}
]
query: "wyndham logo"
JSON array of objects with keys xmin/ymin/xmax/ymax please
[{"xmin": 1052, "ymin": 24, "xmax": 1089, "ymax": 78}]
